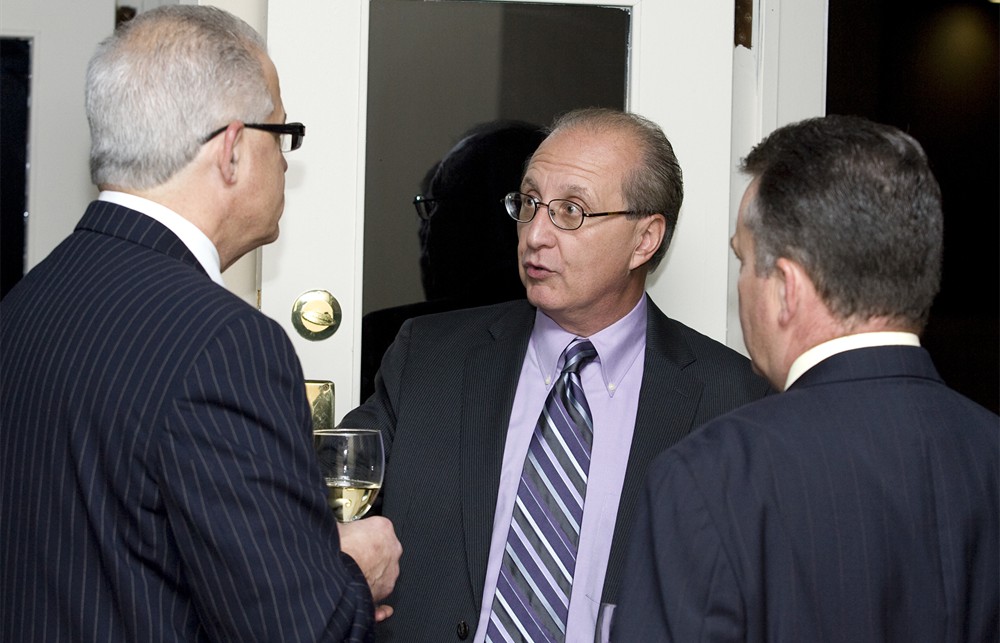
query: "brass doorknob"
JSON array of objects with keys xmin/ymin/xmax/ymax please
[{"xmin": 291, "ymin": 289, "xmax": 342, "ymax": 341}]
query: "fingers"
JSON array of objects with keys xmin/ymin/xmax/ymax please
[
  {"xmin": 374, "ymin": 604, "xmax": 394, "ymax": 622},
  {"xmin": 338, "ymin": 516, "xmax": 402, "ymax": 603}
]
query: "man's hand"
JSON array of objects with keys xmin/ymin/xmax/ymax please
[{"xmin": 338, "ymin": 516, "xmax": 402, "ymax": 621}]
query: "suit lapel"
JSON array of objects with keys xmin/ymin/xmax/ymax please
[
  {"xmin": 460, "ymin": 302, "xmax": 535, "ymax": 607},
  {"xmin": 601, "ymin": 299, "xmax": 705, "ymax": 603}
]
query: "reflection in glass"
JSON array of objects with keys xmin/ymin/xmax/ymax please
[{"xmin": 363, "ymin": 0, "xmax": 630, "ymax": 319}]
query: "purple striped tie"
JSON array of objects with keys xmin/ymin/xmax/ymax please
[{"xmin": 486, "ymin": 339, "xmax": 598, "ymax": 643}]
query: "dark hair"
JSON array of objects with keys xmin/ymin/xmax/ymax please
[
  {"xmin": 740, "ymin": 114, "xmax": 943, "ymax": 330},
  {"xmin": 418, "ymin": 120, "xmax": 547, "ymax": 302},
  {"xmin": 549, "ymin": 108, "xmax": 683, "ymax": 270}
]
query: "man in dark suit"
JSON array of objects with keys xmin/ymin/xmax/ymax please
[
  {"xmin": 343, "ymin": 108, "xmax": 769, "ymax": 642},
  {"xmin": 0, "ymin": 6, "xmax": 400, "ymax": 641},
  {"xmin": 613, "ymin": 115, "xmax": 999, "ymax": 641}
]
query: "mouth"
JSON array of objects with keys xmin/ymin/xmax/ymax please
[{"xmin": 523, "ymin": 260, "xmax": 554, "ymax": 280}]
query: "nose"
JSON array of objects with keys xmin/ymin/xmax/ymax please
[{"xmin": 520, "ymin": 202, "xmax": 557, "ymax": 248}]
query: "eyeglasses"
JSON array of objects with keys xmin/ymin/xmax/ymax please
[
  {"xmin": 201, "ymin": 122, "xmax": 306, "ymax": 153},
  {"xmin": 412, "ymin": 195, "xmax": 438, "ymax": 221},
  {"xmin": 503, "ymin": 192, "xmax": 635, "ymax": 231}
]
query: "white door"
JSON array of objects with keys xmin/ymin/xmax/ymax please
[{"xmin": 263, "ymin": 0, "xmax": 826, "ymax": 422}]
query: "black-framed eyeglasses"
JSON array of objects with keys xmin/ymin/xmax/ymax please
[
  {"xmin": 503, "ymin": 192, "xmax": 635, "ymax": 231},
  {"xmin": 202, "ymin": 122, "xmax": 306, "ymax": 153},
  {"xmin": 412, "ymin": 195, "xmax": 438, "ymax": 221}
]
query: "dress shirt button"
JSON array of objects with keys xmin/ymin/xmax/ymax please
[{"xmin": 456, "ymin": 620, "xmax": 470, "ymax": 640}]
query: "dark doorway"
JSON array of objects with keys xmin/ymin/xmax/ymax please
[
  {"xmin": 827, "ymin": 0, "xmax": 999, "ymax": 412},
  {"xmin": 1, "ymin": 38, "xmax": 32, "ymax": 299}
]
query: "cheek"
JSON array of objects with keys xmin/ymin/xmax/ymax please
[{"xmin": 737, "ymin": 273, "xmax": 760, "ymax": 325}]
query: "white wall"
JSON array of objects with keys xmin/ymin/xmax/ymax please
[
  {"xmin": 3, "ymin": 0, "xmax": 115, "ymax": 269},
  {"xmin": 4, "ymin": 0, "xmax": 261, "ymax": 304}
]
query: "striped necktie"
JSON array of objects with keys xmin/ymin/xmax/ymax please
[{"xmin": 486, "ymin": 339, "xmax": 598, "ymax": 642}]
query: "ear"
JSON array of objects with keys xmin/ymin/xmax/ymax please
[
  {"xmin": 629, "ymin": 213, "xmax": 666, "ymax": 270},
  {"xmin": 214, "ymin": 122, "xmax": 244, "ymax": 186},
  {"xmin": 773, "ymin": 257, "xmax": 809, "ymax": 328}
]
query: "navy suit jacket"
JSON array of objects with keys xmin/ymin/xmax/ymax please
[
  {"xmin": 341, "ymin": 298, "xmax": 769, "ymax": 642},
  {"xmin": 1, "ymin": 201, "xmax": 373, "ymax": 641},
  {"xmin": 613, "ymin": 345, "xmax": 1000, "ymax": 642}
]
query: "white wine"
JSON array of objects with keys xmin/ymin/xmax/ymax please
[{"xmin": 326, "ymin": 479, "xmax": 381, "ymax": 522}]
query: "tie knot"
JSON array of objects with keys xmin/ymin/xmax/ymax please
[{"xmin": 561, "ymin": 339, "xmax": 597, "ymax": 375}]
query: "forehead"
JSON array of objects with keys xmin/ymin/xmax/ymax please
[
  {"xmin": 733, "ymin": 180, "xmax": 759, "ymax": 247},
  {"xmin": 522, "ymin": 126, "xmax": 633, "ymax": 199},
  {"xmin": 259, "ymin": 53, "xmax": 285, "ymax": 118}
]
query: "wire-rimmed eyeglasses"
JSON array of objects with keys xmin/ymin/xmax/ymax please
[
  {"xmin": 502, "ymin": 192, "xmax": 635, "ymax": 231},
  {"xmin": 202, "ymin": 122, "xmax": 306, "ymax": 153},
  {"xmin": 412, "ymin": 195, "xmax": 439, "ymax": 221}
]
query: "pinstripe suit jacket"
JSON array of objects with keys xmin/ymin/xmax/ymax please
[
  {"xmin": 341, "ymin": 298, "xmax": 769, "ymax": 642},
  {"xmin": 613, "ymin": 345, "xmax": 1000, "ymax": 642},
  {"xmin": 0, "ymin": 201, "xmax": 373, "ymax": 642}
]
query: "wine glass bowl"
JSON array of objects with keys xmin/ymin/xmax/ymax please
[{"xmin": 313, "ymin": 428, "xmax": 384, "ymax": 522}]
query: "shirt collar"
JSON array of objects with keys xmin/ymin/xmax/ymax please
[
  {"xmin": 98, "ymin": 190, "xmax": 225, "ymax": 287},
  {"xmin": 531, "ymin": 294, "xmax": 648, "ymax": 397},
  {"xmin": 785, "ymin": 331, "xmax": 921, "ymax": 390}
]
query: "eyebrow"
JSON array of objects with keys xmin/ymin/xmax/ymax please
[{"xmin": 520, "ymin": 176, "xmax": 596, "ymax": 204}]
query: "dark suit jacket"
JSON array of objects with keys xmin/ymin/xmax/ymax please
[
  {"xmin": 341, "ymin": 298, "xmax": 769, "ymax": 642},
  {"xmin": 613, "ymin": 345, "xmax": 1000, "ymax": 642},
  {"xmin": 0, "ymin": 201, "xmax": 373, "ymax": 642}
]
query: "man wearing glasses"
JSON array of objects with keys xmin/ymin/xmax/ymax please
[
  {"xmin": 343, "ymin": 107, "xmax": 769, "ymax": 642},
  {"xmin": 0, "ymin": 6, "xmax": 399, "ymax": 641}
]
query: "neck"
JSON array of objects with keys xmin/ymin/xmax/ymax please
[{"xmin": 551, "ymin": 283, "xmax": 645, "ymax": 337}]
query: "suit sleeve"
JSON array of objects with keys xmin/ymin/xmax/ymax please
[
  {"xmin": 157, "ymin": 314, "xmax": 374, "ymax": 642},
  {"xmin": 612, "ymin": 450, "xmax": 745, "ymax": 642},
  {"xmin": 341, "ymin": 317, "xmax": 414, "ymax": 464}
]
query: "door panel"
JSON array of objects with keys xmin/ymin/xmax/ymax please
[
  {"xmin": 264, "ymin": 1, "xmax": 368, "ymax": 422},
  {"xmin": 265, "ymin": 0, "xmax": 740, "ymax": 422}
]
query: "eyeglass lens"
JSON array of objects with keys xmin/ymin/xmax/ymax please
[
  {"xmin": 504, "ymin": 193, "xmax": 584, "ymax": 230},
  {"xmin": 412, "ymin": 195, "xmax": 437, "ymax": 220}
]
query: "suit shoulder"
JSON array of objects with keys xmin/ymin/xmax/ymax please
[
  {"xmin": 403, "ymin": 299, "xmax": 533, "ymax": 339},
  {"xmin": 668, "ymin": 317, "xmax": 751, "ymax": 364},
  {"xmin": 660, "ymin": 316, "xmax": 771, "ymax": 397}
]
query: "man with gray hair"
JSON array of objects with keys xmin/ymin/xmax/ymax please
[
  {"xmin": 614, "ymin": 115, "xmax": 999, "ymax": 641},
  {"xmin": 0, "ymin": 6, "xmax": 400, "ymax": 641}
]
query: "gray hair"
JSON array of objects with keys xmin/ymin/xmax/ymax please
[
  {"xmin": 740, "ymin": 114, "xmax": 943, "ymax": 331},
  {"xmin": 548, "ymin": 108, "xmax": 683, "ymax": 271},
  {"xmin": 86, "ymin": 5, "xmax": 273, "ymax": 190}
]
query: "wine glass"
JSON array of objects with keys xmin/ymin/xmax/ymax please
[{"xmin": 313, "ymin": 428, "xmax": 384, "ymax": 522}]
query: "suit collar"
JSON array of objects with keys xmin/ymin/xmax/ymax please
[
  {"xmin": 76, "ymin": 200, "xmax": 208, "ymax": 278},
  {"xmin": 97, "ymin": 192, "xmax": 224, "ymax": 285},
  {"xmin": 791, "ymin": 344, "xmax": 943, "ymax": 390},
  {"xmin": 645, "ymin": 297, "xmax": 698, "ymax": 369}
]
